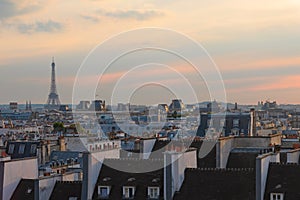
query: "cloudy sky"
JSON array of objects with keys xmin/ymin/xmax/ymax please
[{"xmin": 1, "ymin": 0, "xmax": 300, "ymax": 105}]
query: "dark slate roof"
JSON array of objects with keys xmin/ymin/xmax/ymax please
[
  {"xmin": 149, "ymin": 139, "xmax": 216, "ymax": 168},
  {"xmin": 174, "ymin": 168, "xmax": 256, "ymax": 200},
  {"xmin": 280, "ymin": 152, "xmax": 287, "ymax": 164},
  {"xmin": 264, "ymin": 163, "xmax": 300, "ymax": 200},
  {"xmin": 49, "ymin": 150, "xmax": 83, "ymax": 167},
  {"xmin": 50, "ymin": 181, "xmax": 82, "ymax": 200},
  {"xmin": 6, "ymin": 141, "xmax": 40, "ymax": 159},
  {"xmin": 227, "ymin": 148, "xmax": 260, "ymax": 169},
  {"xmin": 227, "ymin": 148, "xmax": 274, "ymax": 168},
  {"xmin": 190, "ymin": 140, "xmax": 216, "ymax": 168},
  {"xmin": 227, "ymin": 152, "xmax": 258, "ymax": 169},
  {"xmin": 92, "ymin": 158, "xmax": 164, "ymax": 200},
  {"xmin": 11, "ymin": 179, "xmax": 36, "ymax": 200}
]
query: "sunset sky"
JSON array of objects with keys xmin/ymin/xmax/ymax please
[{"xmin": 1, "ymin": 0, "xmax": 300, "ymax": 105}]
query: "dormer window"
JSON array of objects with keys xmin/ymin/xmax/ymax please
[
  {"xmin": 18, "ymin": 144, "xmax": 25, "ymax": 154},
  {"xmin": 123, "ymin": 186, "xmax": 135, "ymax": 199},
  {"xmin": 98, "ymin": 186, "xmax": 110, "ymax": 198},
  {"xmin": 207, "ymin": 119, "xmax": 212, "ymax": 127},
  {"xmin": 30, "ymin": 144, "xmax": 37, "ymax": 154},
  {"xmin": 220, "ymin": 119, "xmax": 225, "ymax": 127},
  {"xmin": 148, "ymin": 187, "xmax": 159, "ymax": 199},
  {"xmin": 270, "ymin": 193, "xmax": 284, "ymax": 200},
  {"xmin": 233, "ymin": 119, "xmax": 239, "ymax": 126},
  {"xmin": 8, "ymin": 144, "xmax": 15, "ymax": 154}
]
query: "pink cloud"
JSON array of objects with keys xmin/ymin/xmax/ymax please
[
  {"xmin": 245, "ymin": 56, "xmax": 300, "ymax": 69},
  {"xmin": 250, "ymin": 75, "xmax": 300, "ymax": 91}
]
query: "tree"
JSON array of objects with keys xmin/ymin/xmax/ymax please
[{"xmin": 53, "ymin": 122, "xmax": 64, "ymax": 132}]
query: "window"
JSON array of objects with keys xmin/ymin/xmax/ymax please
[
  {"xmin": 220, "ymin": 119, "xmax": 225, "ymax": 127},
  {"xmin": 8, "ymin": 144, "xmax": 15, "ymax": 154},
  {"xmin": 207, "ymin": 119, "xmax": 212, "ymax": 127},
  {"xmin": 98, "ymin": 186, "xmax": 110, "ymax": 198},
  {"xmin": 27, "ymin": 188, "xmax": 32, "ymax": 194},
  {"xmin": 123, "ymin": 186, "xmax": 135, "ymax": 199},
  {"xmin": 148, "ymin": 187, "xmax": 159, "ymax": 199},
  {"xmin": 18, "ymin": 144, "xmax": 25, "ymax": 154},
  {"xmin": 231, "ymin": 128, "xmax": 240, "ymax": 136},
  {"xmin": 270, "ymin": 193, "xmax": 284, "ymax": 200},
  {"xmin": 233, "ymin": 119, "xmax": 239, "ymax": 126},
  {"xmin": 30, "ymin": 144, "xmax": 37, "ymax": 154}
]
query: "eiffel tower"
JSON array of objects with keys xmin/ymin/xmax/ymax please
[{"xmin": 46, "ymin": 57, "xmax": 61, "ymax": 109}]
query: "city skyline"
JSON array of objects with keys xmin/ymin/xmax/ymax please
[{"xmin": 1, "ymin": 0, "xmax": 300, "ymax": 104}]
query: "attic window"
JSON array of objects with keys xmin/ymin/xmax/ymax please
[
  {"xmin": 98, "ymin": 186, "xmax": 110, "ymax": 198},
  {"xmin": 220, "ymin": 119, "xmax": 225, "ymax": 127},
  {"xmin": 233, "ymin": 119, "xmax": 239, "ymax": 126},
  {"xmin": 8, "ymin": 144, "xmax": 15, "ymax": 154},
  {"xmin": 270, "ymin": 193, "xmax": 284, "ymax": 200},
  {"xmin": 18, "ymin": 144, "xmax": 25, "ymax": 154},
  {"xmin": 27, "ymin": 188, "xmax": 32, "ymax": 194},
  {"xmin": 123, "ymin": 186, "xmax": 135, "ymax": 199},
  {"xmin": 152, "ymin": 178, "xmax": 160, "ymax": 183},
  {"xmin": 30, "ymin": 144, "xmax": 37, "ymax": 154},
  {"xmin": 148, "ymin": 187, "xmax": 159, "ymax": 199},
  {"xmin": 127, "ymin": 178, "xmax": 136, "ymax": 182},
  {"xmin": 103, "ymin": 177, "xmax": 111, "ymax": 182}
]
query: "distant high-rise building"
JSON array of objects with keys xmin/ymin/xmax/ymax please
[
  {"xmin": 77, "ymin": 100, "xmax": 91, "ymax": 110},
  {"xmin": 45, "ymin": 57, "xmax": 61, "ymax": 109},
  {"xmin": 9, "ymin": 102, "xmax": 18, "ymax": 110},
  {"xmin": 29, "ymin": 100, "xmax": 32, "ymax": 111},
  {"xmin": 261, "ymin": 100, "xmax": 277, "ymax": 110},
  {"xmin": 117, "ymin": 103, "xmax": 129, "ymax": 111},
  {"xmin": 197, "ymin": 112, "xmax": 254, "ymax": 137},
  {"xmin": 25, "ymin": 100, "xmax": 32, "ymax": 111},
  {"xmin": 90, "ymin": 100, "xmax": 105, "ymax": 111},
  {"xmin": 169, "ymin": 99, "xmax": 185, "ymax": 113}
]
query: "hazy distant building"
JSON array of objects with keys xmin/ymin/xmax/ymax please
[
  {"xmin": 197, "ymin": 112, "xmax": 255, "ymax": 137},
  {"xmin": 9, "ymin": 102, "xmax": 18, "ymax": 111},
  {"xmin": 25, "ymin": 101, "xmax": 32, "ymax": 111},
  {"xmin": 158, "ymin": 104, "xmax": 169, "ymax": 112},
  {"xmin": 77, "ymin": 101, "xmax": 91, "ymax": 110},
  {"xmin": 90, "ymin": 100, "xmax": 105, "ymax": 111},
  {"xmin": 261, "ymin": 100, "xmax": 277, "ymax": 110},
  {"xmin": 289, "ymin": 115, "xmax": 300, "ymax": 128},
  {"xmin": 0, "ymin": 111, "xmax": 32, "ymax": 120},
  {"xmin": 207, "ymin": 100, "xmax": 221, "ymax": 113},
  {"xmin": 198, "ymin": 100, "xmax": 222, "ymax": 113},
  {"xmin": 59, "ymin": 104, "xmax": 70, "ymax": 112},
  {"xmin": 169, "ymin": 99, "xmax": 185, "ymax": 114},
  {"xmin": 117, "ymin": 103, "xmax": 130, "ymax": 111}
]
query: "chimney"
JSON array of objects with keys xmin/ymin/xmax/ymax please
[
  {"xmin": 164, "ymin": 147, "xmax": 197, "ymax": 199},
  {"xmin": 59, "ymin": 137, "xmax": 66, "ymax": 151},
  {"xmin": 250, "ymin": 108, "xmax": 256, "ymax": 136},
  {"xmin": 256, "ymin": 153, "xmax": 274, "ymax": 200}
]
